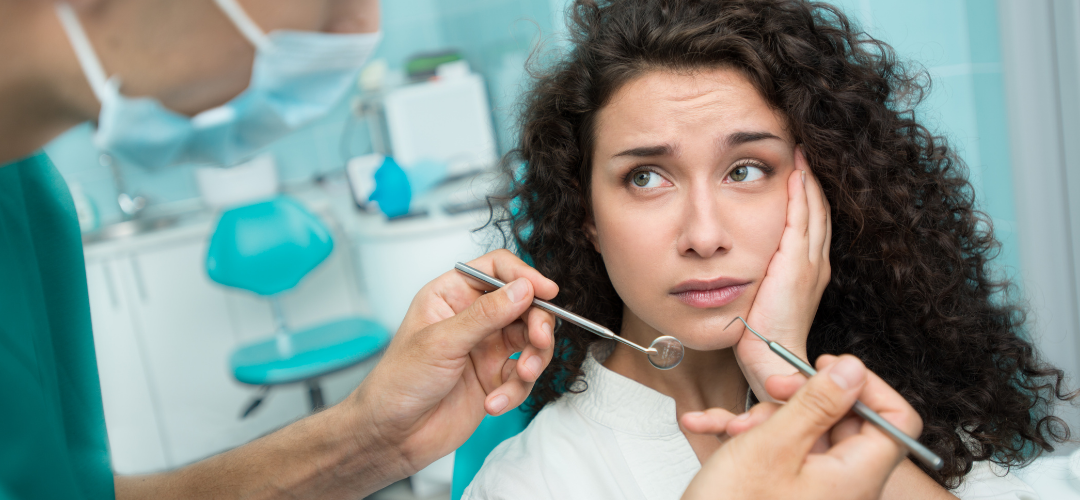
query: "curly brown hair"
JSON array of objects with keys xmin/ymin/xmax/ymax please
[{"xmin": 488, "ymin": 0, "xmax": 1073, "ymax": 488}]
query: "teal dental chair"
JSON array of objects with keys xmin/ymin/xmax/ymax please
[
  {"xmin": 450, "ymin": 407, "xmax": 533, "ymax": 499},
  {"xmin": 207, "ymin": 196, "xmax": 391, "ymax": 416}
]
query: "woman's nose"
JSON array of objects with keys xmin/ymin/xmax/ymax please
[{"xmin": 675, "ymin": 186, "xmax": 732, "ymax": 258}]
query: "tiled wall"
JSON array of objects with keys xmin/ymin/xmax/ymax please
[
  {"xmin": 47, "ymin": 0, "xmax": 1019, "ymax": 284},
  {"xmin": 46, "ymin": 0, "xmax": 561, "ymax": 225}
]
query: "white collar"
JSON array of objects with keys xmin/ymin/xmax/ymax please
[
  {"xmin": 566, "ymin": 349, "xmax": 683, "ymax": 436},
  {"xmin": 565, "ymin": 344, "xmax": 754, "ymax": 436}
]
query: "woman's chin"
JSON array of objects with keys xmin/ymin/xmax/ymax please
[
  {"xmin": 642, "ymin": 311, "xmax": 747, "ymax": 351},
  {"xmin": 657, "ymin": 329, "xmax": 741, "ymax": 353},
  {"xmin": 627, "ymin": 305, "xmax": 751, "ymax": 353}
]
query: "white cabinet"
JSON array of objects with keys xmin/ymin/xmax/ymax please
[
  {"xmin": 86, "ymin": 212, "xmax": 375, "ymax": 473},
  {"xmin": 129, "ymin": 239, "xmax": 311, "ymax": 467},
  {"xmin": 86, "ymin": 259, "xmax": 169, "ymax": 474}
]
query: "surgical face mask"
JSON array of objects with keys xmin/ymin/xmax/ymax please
[{"xmin": 55, "ymin": 0, "xmax": 380, "ymax": 169}]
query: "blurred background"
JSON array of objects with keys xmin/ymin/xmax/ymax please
[{"xmin": 42, "ymin": 0, "xmax": 1080, "ymax": 498}]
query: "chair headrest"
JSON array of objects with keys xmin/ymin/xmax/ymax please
[{"xmin": 207, "ymin": 196, "xmax": 334, "ymax": 296}]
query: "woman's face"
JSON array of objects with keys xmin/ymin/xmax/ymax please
[{"xmin": 588, "ymin": 67, "xmax": 796, "ymax": 351}]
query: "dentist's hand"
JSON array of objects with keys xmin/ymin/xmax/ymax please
[
  {"xmin": 348, "ymin": 249, "xmax": 558, "ymax": 480},
  {"xmin": 679, "ymin": 355, "xmax": 923, "ymax": 500},
  {"xmin": 735, "ymin": 145, "xmax": 831, "ymax": 402}
]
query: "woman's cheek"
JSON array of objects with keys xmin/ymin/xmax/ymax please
[
  {"xmin": 598, "ymin": 213, "xmax": 671, "ymax": 290},
  {"xmin": 739, "ymin": 195, "xmax": 788, "ymax": 265}
]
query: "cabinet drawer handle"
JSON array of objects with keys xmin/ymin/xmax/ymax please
[{"xmin": 130, "ymin": 257, "xmax": 148, "ymax": 302}]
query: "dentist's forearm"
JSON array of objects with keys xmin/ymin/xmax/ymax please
[{"xmin": 114, "ymin": 397, "xmax": 407, "ymax": 500}]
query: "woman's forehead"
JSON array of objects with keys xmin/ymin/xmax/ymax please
[{"xmin": 594, "ymin": 68, "xmax": 792, "ymax": 154}]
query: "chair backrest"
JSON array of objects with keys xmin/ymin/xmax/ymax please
[{"xmin": 207, "ymin": 196, "xmax": 333, "ymax": 296}]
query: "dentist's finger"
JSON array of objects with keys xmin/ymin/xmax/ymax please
[
  {"xmin": 833, "ymin": 362, "xmax": 923, "ymax": 441},
  {"xmin": 723, "ymin": 403, "xmax": 779, "ymax": 436},
  {"xmin": 501, "ymin": 318, "xmax": 530, "ymax": 353},
  {"xmin": 680, "ymin": 408, "xmax": 740, "ymax": 435},
  {"xmin": 754, "ymin": 355, "xmax": 868, "ymax": 458},
  {"xmin": 763, "ymin": 371, "xmax": 811, "ymax": 401},
  {"xmin": 829, "ymin": 413, "xmax": 866, "ymax": 444},
  {"xmin": 719, "ymin": 400, "xmax": 833, "ymax": 456},
  {"xmin": 762, "ymin": 354, "xmax": 922, "ymax": 448},
  {"xmin": 469, "ymin": 249, "xmax": 559, "ymax": 300},
  {"xmin": 436, "ymin": 278, "xmax": 537, "ymax": 359},
  {"xmin": 762, "ymin": 354, "xmax": 846, "ymax": 402},
  {"xmin": 524, "ymin": 306, "xmax": 555, "ymax": 351},
  {"xmin": 500, "ymin": 311, "xmax": 545, "ymax": 354},
  {"xmin": 515, "ymin": 307, "xmax": 555, "ymax": 382},
  {"xmin": 818, "ymin": 376, "xmax": 923, "ymax": 480},
  {"xmin": 470, "ymin": 296, "xmax": 554, "ymax": 390},
  {"xmin": 485, "ymin": 357, "xmax": 540, "ymax": 416},
  {"xmin": 808, "ymin": 355, "xmax": 921, "ymax": 439},
  {"xmin": 409, "ymin": 251, "xmax": 558, "ymax": 332}
]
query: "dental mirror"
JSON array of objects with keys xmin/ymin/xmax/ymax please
[
  {"xmin": 647, "ymin": 335, "xmax": 684, "ymax": 370},
  {"xmin": 455, "ymin": 262, "xmax": 685, "ymax": 370}
]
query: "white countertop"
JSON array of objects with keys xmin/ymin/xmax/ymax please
[{"xmin": 82, "ymin": 172, "xmax": 500, "ymax": 260}]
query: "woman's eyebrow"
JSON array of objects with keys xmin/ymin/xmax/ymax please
[
  {"xmin": 610, "ymin": 131, "xmax": 782, "ymax": 160},
  {"xmin": 721, "ymin": 131, "xmax": 784, "ymax": 150},
  {"xmin": 611, "ymin": 144, "xmax": 674, "ymax": 159}
]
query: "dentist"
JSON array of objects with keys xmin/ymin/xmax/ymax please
[{"xmin": 0, "ymin": 1, "xmax": 921, "ymax": 499}]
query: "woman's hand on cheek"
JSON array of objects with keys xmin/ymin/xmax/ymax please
[{"xmin": 734, "ymin": 145, "xmax": 831, "ymax": 402}]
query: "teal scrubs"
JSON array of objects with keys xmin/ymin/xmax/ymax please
[{"xmin": 0, "ymin": 153, "xmax": 114, "ymax": 499}]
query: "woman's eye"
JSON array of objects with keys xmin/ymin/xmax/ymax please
[
  {"xmin": 727, "ymin": 163, "xmax": 766, "ymax": 183},
  {"xmin": 630, "ymin": 170, "xmax": 665, "ymax": 188}
]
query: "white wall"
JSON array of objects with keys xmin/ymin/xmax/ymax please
[{"xmin": 999, "ymin": 0, "xmax": 1080, "ymax": 442}]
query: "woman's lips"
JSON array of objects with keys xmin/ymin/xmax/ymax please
[{"xmin": 671, "ymin": 279, "xmax": 750, "ymax": 308}]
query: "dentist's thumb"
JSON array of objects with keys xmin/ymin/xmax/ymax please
[
  {"xmin": 435, "ymin": 278, "xmax": 536, "ymax": 355},
  {"xmin": 759, "ymin": 355, "xmax": 867, "ymax": 455}
]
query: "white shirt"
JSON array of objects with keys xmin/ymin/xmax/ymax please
[{"xmin": 463, "ymin": 351, "xmax": 1039, "ymax": 500}]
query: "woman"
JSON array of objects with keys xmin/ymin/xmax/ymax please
[{"xmin": 465, "ymin": 0, "xmax": 1072, "ymax": 498}]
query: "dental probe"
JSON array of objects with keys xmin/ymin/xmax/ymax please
[
  {"xmin": 454, "ymin": 263, "xmax": 685, "ymax": 370},
  {"xmin": 725, "ymin": 317, "xmax": 944, "ymax": 471}
]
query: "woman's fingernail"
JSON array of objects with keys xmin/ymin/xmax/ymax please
[
  {"xmin": 801, "ymin": 170, "xmax": 806, "ymax": 185},
  {"xmin": 505, "ymin": 279, "xmax": 529, "ymax": 303},
  {"xmin": 683, "ymin": 411, "xmax": 704, "ymax": 420},
  {"xmin": 542, "ymin": 321, "xmax": 553, "ymax": 338},
  {"xmin": 735, "ymin": 412, "xmax": 751, "ymax": 421},
  {"xmin": 525, "ymin": 355, "xmax": 543, "ymax": 377},
  {"xmin": 829, "ymin": 357, "xmax": 865, "ymax": 390},
  {"xmin": 489, "ymin": 394, "xmax": 509, "ymax": 414}
]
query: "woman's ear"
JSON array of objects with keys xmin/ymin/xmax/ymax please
[{"xmin": 584, "ymin": 218, "xmax": 601, "ymax": 253}]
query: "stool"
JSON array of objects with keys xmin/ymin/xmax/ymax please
[{"xmin": 206, "ymin": 196, "xmax": 390, "ymax": 415}]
